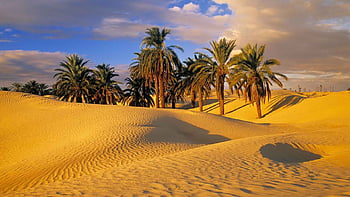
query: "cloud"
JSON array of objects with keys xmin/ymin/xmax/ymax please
[
  {"xmin": 170, "ymin": 2, "xmax": 200, "ymax": 14},
  {"xmin": 1, "ymin": 0, "xmax": 349, "ymax": 91},
  {"xmin": 283, "ymin": 71, "xmax": 350, "ymax": 91},
  {"xmin": 0, "ymin": 50, "xmax": 130, "ymax": 88},
  {"xmin": 169, "ymin": 6, "xmax": 181, "ymax": 12},
  {"xmin": 206, "ymin": 5, "xmax": 219, "ymax": 15},
  {"xmin": 214, "ymin": 0, "xmax": 350, "ymax": 91},
  {"xmin": 0, "ymin": 1, "xmax": 229, "ymax": 43},
  {"xmin": 166, "ymin": 3, "xmax": 231, "ymax": 43},
  {"xmin": 93, "ymin": 18, "xmax": 151, "ymax": 39},
  {"xmin": 0, "ymin": 0, "xmax": 167, "ymax": 37},
  {"xmin": 0, "ymin": 50, "xmax": 67, "ymax": 86},
  {"xmin": 0, "ymin": 0, "xmax": 233, "ymax": 43},
  {"xmin": 114, "ymin": 66, "xmax": 130, "ymax": 89},
  {"xmin": 94, "ymin": 1, "xmax": 230, "ymax": 43},
  {"xmin": 182, "ymin": 2, "xmax": 200, "ymax": 13}
]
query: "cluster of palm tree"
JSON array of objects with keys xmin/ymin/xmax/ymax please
[
  {"xmin": 50, "ymin": 26, "xmax": 287, "ymax": 118},
  {"xmin": 125, "ymin": 27, "xmax": 287, "ymax": 118},
  {"xmin": 229, "ymin": 44, "xmax": 288, "ymax": 118},
  {"xmin": 2, "ymin": 81, "xmax": 51, "ymax": 95},
  {"xmin": 53, "ymin": 54, "xmax": 123, "ymax": 104},
  {"xmin": 127, "ymin": 27, "xmax": 183, "ymax": 108}
]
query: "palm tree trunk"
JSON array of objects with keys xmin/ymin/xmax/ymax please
[
  {"xmin": 217, "ymin": 74, "xmax": 225, "ymax": 115},
  {"xmin": 256, "ymin": 96, "xmax": 262, "ymax": 119},
  {"xmin": 159, "ymin": 75, "xmax": 165, "ymax": 108},
  {"xmin": 171, "ymin": 95, "xmax": 176, "ymax": 109},
  {"xmin": 154, "ymin": 76, "xmax": 160, "ymax": 108},
  {"xmin": 82, "ymin": 95, "xmax": 86, "ymax": 104},
  {"xmin": 190, "ymin": 90, "xmax": 196, "ymax": 108},
  {"xmin": 198, "ymin": 89, "xmax": 203, "ymax": 112}
]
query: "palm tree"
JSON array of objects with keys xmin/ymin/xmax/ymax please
[
  {"xmin": 141, "ymin": 27, "xmax": 183, "ymax": 108},
  {"xmin": 180, "ymin": 57, "xmax": 198, "ymax": 108},
  {"xmin": 0, "ymin": 87, "xmax": 10, "ymax": 91},
  {"xmin": 38, "ymin": 83, "xmax": 49, "ymax": 96},
  {"xmin": 129, "ymin": 50, "xmax": 155, "ymax": 98},
  {"xmin": 22, "ymin": 80, "xmax": 40, "ymax": 95},
  {"xmin": 165, "ymin": 71, "xmax": 185, "ymax": 109},
  {"xmin": 191, "ymin": 62, "xmax": 214, "ymax": 112},
  {"xmin": 230, "ymin": 44, "xmax": 288, "ymax": 118},
  {"xmin": 92, "ymin": 64, "xmax": 123, "ymax": 105},
  {"xmin": 53, "ymin": 54, "xmax": 92, "ymax": 103},
  {"xmin": 11, "ymin": 82, "xmax": 23, "ymax": 92},
  {"xmin": 180, "ymin": 55, "xmax": 213, "ymax": 111},
  {"xmin": 196, "ymin": 38, "xmax": 237, "ymax": 115},
  {"xmin": 122, "ymin": 77, "xmax": 154, "ymax": 107}
]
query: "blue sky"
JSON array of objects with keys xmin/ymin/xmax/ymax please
[{"xmin": 0, "ymin": 0, "xmax": 349, "ymax": 91}]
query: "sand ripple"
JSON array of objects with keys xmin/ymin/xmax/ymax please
[{"xmin": 1, "ymin": 91, "xmax": 349, "ymax": 196}]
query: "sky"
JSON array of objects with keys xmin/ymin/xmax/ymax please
[{"xmin": 0, "ymin": 0, "xmax": 349, "ymax": 91}]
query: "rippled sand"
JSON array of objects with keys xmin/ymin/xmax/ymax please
[{"xmin": 0, "ymin": 90, "xmax": 349, "ymax": 196}]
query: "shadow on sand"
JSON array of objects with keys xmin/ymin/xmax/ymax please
[
  {"xmin": 263, "ymin": 94, "xmax": 307, "ymax": 118},
  {"xmin": 144, "ymin": 116, "xmax": 230, "ymax": 145},
  {"xmin": 225, "ymin": 103, "xmax": 250, "ymax": 115},
  {"xmin": 179, "ymin": 99, "xmax": 222, "ymax": 109},
  {"xmin": 260, "ymin": 143, "xmax": 322, "ymax": 163},
  {"xmin": 203, "ymin": 99, "xmax": 236, "ymax": 113}
]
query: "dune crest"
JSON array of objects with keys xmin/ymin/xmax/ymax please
[{"xmin": 1, "ymin": 91, "xmax": 349, "ymax": 196}]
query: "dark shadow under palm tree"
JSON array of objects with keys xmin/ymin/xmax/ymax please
[
  {"xmin": 225, "ymin": 103, "xmax": 250, "ymax": 114},
  {"xmin": 263, "ymin": 94, "xmax": 306, "ymax": 118},
  {"xmin": 203, "ymin": 99, "xmax": 236, "ymax": 113}
]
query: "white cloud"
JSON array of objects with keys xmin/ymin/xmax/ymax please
[
  {"xmin": 0, "ymin": 0, "xmax": 167, "ymax": 37},
  {"xmin": 1, "ymin": 1, "xmax": 349, "ymax": 90},
  {"xmin": 207, "ymin": 5, "xmax": 219, "ymax": 15},
  {"xmin": 169, "ymin": 6, "xmax": 181, "ymax": 12},
  {"xmin": 166, "ymin": 4, "xmax": 231, "ymax": 43},
  {"xmin": 182, "ymin": 2, "xmax": 200, "ymax": 13},
  {"xmin": 213, "ymin": 0, "xmax": 350, "ymax": 91},
  {"xmin": 0, "ymin": 50, "xmax": 67, "ymax": 86},
  {"xmin": 114, "ymin": 66, "xmax": 130, "ymax": 89},
  {"xmin": 170, "ymin": 2, "xmax": 200, "ymax": 14},
  {"xmin": 283, "ymin": 71, "xmax": 350, "ymax": 91},
  {"xmin": 93, "ymin": 1, "xmax": 231, "ymax": 42},
  {"xmin": 0, "ymin": 50, "xmax": 131, "ymax": 88},
  {"xmin": 93, "ymin": 18, "xmax": 150, "ymax": 38}
]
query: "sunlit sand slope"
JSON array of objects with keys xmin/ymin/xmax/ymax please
[
  {"xmin": 0, "ymin": 91, "xmax": 349, "ymax": 196},
  {"xmin": 199, "ymin": 90, "xmax": 349, "ymax": 125}
]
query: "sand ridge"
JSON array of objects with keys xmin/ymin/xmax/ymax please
[{"xmin": 0, "ymin": 90, "xmax": 349, "ymax": 196}]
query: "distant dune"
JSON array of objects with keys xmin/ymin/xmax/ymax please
[{"xmin": 0, "ymin": 90, "xmax": 349, "ymax": 196}]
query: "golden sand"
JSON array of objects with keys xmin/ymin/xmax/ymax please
[{"xmin": 0, "ymin": 90, "xmax": 349, "ymax": 196}]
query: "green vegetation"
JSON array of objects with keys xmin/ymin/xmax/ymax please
[
  {"xmin": 179, "ymin": 55, "xmax": 213, "ymax": 112},
  {"xmin": 5, "ymin": 26, "xmax": 287, "ymax": 118},
  {"xmin": 140, "ymin": 27, "xmax": 183, "ymax": 108},
  {"xmin": 121, "ymin": 77, "xmax": 154, "ymax": 107},
  {"xmin": 53, "ymin": 54, "xmax": 122, "ymax": 104},
  {"xmin": 1, "ymin": 81, "xmax": 51, "ymax": 95},
  {"xmin": 194, "ymin": 38, "xmax": 237, "ymax": 115},
  {"xmin": 54, "ymin": 54, "xmax": 92, "ymax": 103},
  {"xmin": 92, "ymin": 64, "xmax": 123, "ymax": 105},
  {"xmin": 229, "ymin": 44, "xmax": 288, "ymax": 118},
  {"xmin": 0, "ymin": 87, "xmax": 10, "ymax": 91}
]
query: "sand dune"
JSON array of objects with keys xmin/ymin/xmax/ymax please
[{"xmin": 0, "ymin": 90, "xmax": 349, "ymax": 196}]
